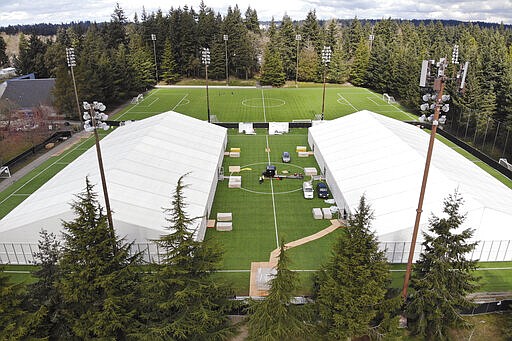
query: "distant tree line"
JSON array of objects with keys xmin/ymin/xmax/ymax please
[{"xmin": 1, "ymin": 2, "xmax": 512, "ymax": 142}]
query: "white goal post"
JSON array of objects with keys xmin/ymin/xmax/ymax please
[
  {"xmin": 0, "ymin": 166, "xmax": 11, "ymax": 178},
  {"xmin": 382, "ymin": 93, "xmax": 396, "ymax": 104}
]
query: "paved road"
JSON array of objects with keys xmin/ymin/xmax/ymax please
[{"xmin": 0, "ymin": 131, "xmax": 91, "ymax": 193}]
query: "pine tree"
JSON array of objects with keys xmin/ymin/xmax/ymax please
[
  {"xmin": 405, "ymin": 191, "xmax": 479, "ymax": 340},
  {"xmin": 161, "ymin": 38, "xmax": 180, "ymax": 84},
  {"xmin": 314, "ymin": 195, "xmax": 398, "ymax": 340},
  {"xmin": 0, "ymin": 36, "xmax": 9, "ymax": 67},
  {"xmin": 24, "ymin": 229, "xmax": 69, "ymax": 339},
  {"xmin": 260, "ymin": 46, "xmax": 286, "ymax": 87},
  {"xmin": 298, "ymin": 42, "xmax": 319, "ymax": 82},
  {"xmin": 0, "ymin": 268, "xmax": 28, "ymax": 339},
  {"xmin": 57, "ymin": 177, "xmax": 142, "ymax": 339},
  {"xmin": 350, "ymin": 39, "xmax": 370, "ymax": 86},
  {"xmin": 137, "ymin": 174, "xmax": 236, "ymax": 340},
  {"xmin": 247, "ymin": 240, "xmax": 312, "ymax": 340}
]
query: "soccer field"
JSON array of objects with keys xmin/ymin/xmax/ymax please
[{"xmin": 114, "ymin": 86, "xmax": 415, "ymax": 122}]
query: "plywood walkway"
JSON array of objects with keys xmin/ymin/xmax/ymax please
[{"xmin": 249, "ymin": 219, "xmax": 343, "ymax": 297}]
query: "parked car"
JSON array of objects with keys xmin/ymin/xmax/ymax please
[
  {"xmin": 302, "ymin": 181, "xmax": 314, "ymax": 199},
  {"xmin": 282, "ymin": 151, "xmax": 291, "ymax": 163},
  {"xmin": 316, "ymin": 182, "xmax": 329, "ymax": 199}
]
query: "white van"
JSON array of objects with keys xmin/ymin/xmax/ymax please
[{"xmin": 302, "ymin": 181, "xmax": 314, "ymax": 199}]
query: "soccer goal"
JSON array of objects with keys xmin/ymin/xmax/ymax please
[
  {"xmin": 382, "ymin": 93, "xmax": 396, "ymax": 104},
  {"xmin": 0, "ymin": 166, "xmax": 11, "ymax": 178},
  {"xmin": 130, "ymin": 93, "xmax": 144, "ymax": 104},
  {"xmin": 499, "ymin": 158, "xmax": 512, "ymax": 171}
]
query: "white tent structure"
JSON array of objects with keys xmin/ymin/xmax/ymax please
[
  {"xmin": 0, "ymin": 111, "xmax": 227, "ymax": 263},
  {"xmin": 308, "ymin": 110, "xmax": 512, "ymax": 262}
]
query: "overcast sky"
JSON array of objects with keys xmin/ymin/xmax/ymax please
[{"xmin": 1, "ymin": 0, "xmax": 511, "ymax": 27}]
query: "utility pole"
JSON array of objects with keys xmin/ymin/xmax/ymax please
[
  {"xmin": 295, "ymin": 34, "xmax": 301, "ymax": 87},
  {"xmin": 224, "ymin": 35, "xmax": 229, "ymax": 86},
  {"xmin": 151, "ymin": 34, "xmax": 158, "ymax": 83},
  {"xmin": 65, "ymin": 47, "xmax": 82, "ymax": 124}
]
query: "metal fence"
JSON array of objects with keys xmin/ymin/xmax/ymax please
[
  {"xmin": 445, "ymin": 110, "xmax": 512, "ymax": 163},
  {"xmin": 380, "ymin": 240, "xmax": 512, "ymax": 263},
  {"xmin": 2, "ymin": 239, "xmax": 512, "ymax": 265}
]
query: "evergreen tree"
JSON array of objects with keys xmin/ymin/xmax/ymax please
[
  {"xmin": 57, "ymin": 177, "xmax": 142, "ymax": 339},
  {"xmin": 0, "ymin": 36, "xmax": 8, "ymax": 67},
  {"xmin": 161, "ymin": 38, "xmax": 180, "ymax": 84},
  {"xmin": 315, "ymin": 195, "xmax": 398, "ymax": 340},
  {"xmin": 103, "ymin": 3, "xmax": 128, "ymax": 49},
  {"xmin": 298, "ymin": 42, "xmax": 319, "ymax": 82},
  {"xmin": 24, "ymin": 229, "xmax": 69, "ymax": 339},
  {"xmin": 350, "ymin": 39, "xmax": 370, "ymax": 86},
  {"xmin": 405, "ymin": 191, "xmax": 479, "ymax": 340},
  {"xmin": 0, "ymin": 268, "xmax": 27, "ymax": 339},
  {"xmin": 247, "ymin": 240, "xmax": 312, "ymax": 340},
  {"xmin": 137, "ymin": 174, "xmax": 236, "ymax": 340},
  {"xmin": 128, "ymin": 32, "xmax": 156, "ymax": 90},
  {"xmin": 13, "ymin": 33, "xmax": 32, "ymax": 76},
  {"xmin": 260, "ymin": 46, "xmax": 286, "ymax": 87},
  {"xmin": 301, "ymin": 10, "xmax": 321, "ymax": 52},
  {"xmin": 278, "ymin": 14, "xmax": 299, "ymax": 81},
  {"xmin": 244, "ymin": 6, "xmax": 261, "ymax": 34}
]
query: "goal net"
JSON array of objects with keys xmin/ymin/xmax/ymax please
[
  {"xmin": 0, "ymin": 166, "xmax": 11, "ymax": 178},
  {"xmin": 382, "ymin": 93, "xmax": 396, "ymax": 104},
  {"xmin": 130, "ymin": 93, "xmax": 144, "ymax": 104},
  {"xmin": 499, "ymin": 158, "xmax": 512, "ymax": 171}
]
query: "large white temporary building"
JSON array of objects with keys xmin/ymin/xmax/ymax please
[
  {"xmin": 309, "ymin": 110, "xmax": 512, "ymax": 262},
  {"xmin": 0, "ymin": 111, "xmax": 227, "ymax": 262}
]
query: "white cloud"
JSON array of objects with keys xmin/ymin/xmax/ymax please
[{"xmin": 0, "ymin": 0, "xmax": 510, "ymax": 26}]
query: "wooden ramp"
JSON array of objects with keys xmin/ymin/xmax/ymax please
[{"xmin": 249, "ymin": 219, "xmax": 343, "ymax": 297}]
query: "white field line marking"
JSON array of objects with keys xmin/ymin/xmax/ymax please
[
  {"xmin": 390, "ymin": 267, "xmax": 512, "ymax": 272},
  {"xmin": 365, "ymin": 88, "xmax": 416, "ymax": 120},
  {"xmin": 261, "ymin": 88, "xmax": 267, "ymax": 122},
  {"xmin": 117, "ymin": 89, "xmax": 159, "ymax": 120},
  {"xmin": 0, "ymin": 136, "xmax": 94, "ymax": 206},
  {"xmin": 172, "ymin": 93, "xmax": 190, "ymax": 111},
  {"xmin": 337, "ymin": 93, "xmax": 358, "ymax": 111},
  {"xmin": 145, "ymin": 97, "xmax": 159, "ymax": 107},
  {"xmin": 367, "ymin": 97, "xmax": 387, "ymax": 106},
  {"xmin": 265, "ymin": 134, "xmax": 279, "ymax": 249}
]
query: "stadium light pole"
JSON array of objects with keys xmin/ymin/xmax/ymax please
[
  {"xmin": 321, "ymin": 46, "xmax": 332, "ymax": 121},
  {"xmin": 224, "ymin": 34, "xmax": 229, "ymax": 86},
  {"xmin": 65, "ymin": 47, "xmax": 82, "ymax": 124},
  {"xmin": 82, "ymin": 101, "xmax": 115, "ymax": 249},
  {"xmin": 295, "ymin": 34, "xmax": 301, "ymax": 87},
  {"xmin": 402, "ymin": 49, "xmax": 469, "ymax": 300},
  {"xmin": 151, "ymin": 34, "xmax": 158, "ymax": 83},
  {"xmin": 202, "ymin": 48, "xmax": 211, "ymax": 123}
]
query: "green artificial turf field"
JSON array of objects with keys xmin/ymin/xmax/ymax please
[{"xmin": 114, "ymin": 86, "xmax": 415, "ymax": 122}]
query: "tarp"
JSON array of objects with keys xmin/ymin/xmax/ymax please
[
  {"xmin": 308, "ymin": 110, "xmax": 512, "ymax": 243},
  {"xmin": 0, "ymin": 111, "xmax": 227, "ymax": 244}
]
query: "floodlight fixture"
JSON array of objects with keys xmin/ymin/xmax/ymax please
[
  {"xmin": 422, "ymin": 94, "xmax": 431, "ymax": 102},
  {"xmin": 420, "ymin": 103, "xmax": 429, "ymax": 111},
  {"xmin": 66, "ymin": 48, "xmax": 81, "ymax": 124},
  {"xmin": 295, "ymin": 34, "xmax": 302, "ymax": 86},
  {"xmin": 452, "ymin": 44, "xmax": 459, "ymax": 64},
  {"xmin": 321, "ymin": 46, "xmax": 332, "ymax": 65},
  {"xmin": 442, "ymin": 104, "xmax": 450, "ymax": 112},
  {"xmin": 320, "ymin": 46, "xmax": 332, "ymax": 120},
  {"xmin": 82, "ymin": 101, "xmax": 115, "ymax": 241},
  {"xmin": 439, "ymin": 115, "xmax": 447, "ymax": 125},
  {"xmin": 202, "ymin": 47, "xmax": 211, "ymax": 122},
  {"xmin": 442, "ymin": 94, "xmax": 450, "ymax": 102}
]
